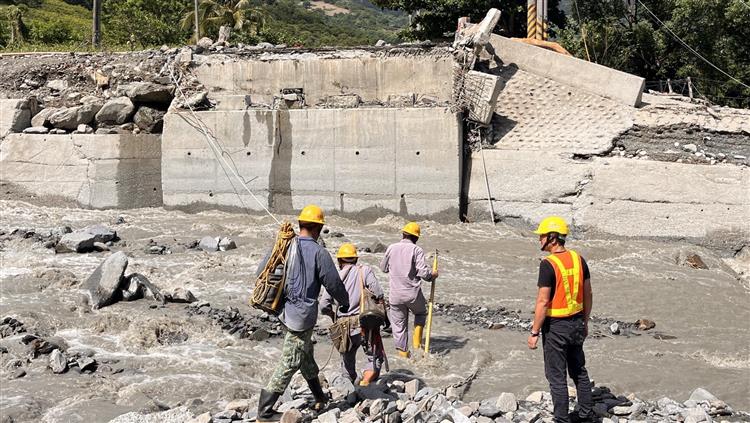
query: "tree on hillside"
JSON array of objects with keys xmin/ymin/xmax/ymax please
[
  {"xmin": 5, "ymin": 5, "xmax": 28, "ymax": 44},
  {"xmin": 558, "ymin": 0, "xmax": 750, "ymax": 107},
  {"xmin": 369, "ymin": 0, "xmax": 565, "ymax": 40},
  {"xmin": 181, "ymin": 0, "xmax": 265, "ymax": 40},
  {"xmin": 103, "ymin": 0, "xmax": 192, "ymax": 47}
]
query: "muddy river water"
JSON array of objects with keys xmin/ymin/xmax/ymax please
[{"xmin": 1, "ymin": 200, "xmax": 748, "ymax": 422}]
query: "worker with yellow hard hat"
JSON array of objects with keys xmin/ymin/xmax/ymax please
[
  {"xmin": 379, "ymin": 221, "xmax": 438, "ymax": 358},
  {"xmin": 320, "ymin": 243, "xmax": 387, "ymax": 386},
  {"xmin": 527, "ymin": 216, "xmax": 594, "ymax": 423},
  {"xmin": 257, "ymin": 205, "xmax": 349, "ymax": 422}
]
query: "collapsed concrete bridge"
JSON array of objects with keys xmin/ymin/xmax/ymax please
[{"xmin": 1, "ymin": 33, "xmax": 748, "ymax": 247}]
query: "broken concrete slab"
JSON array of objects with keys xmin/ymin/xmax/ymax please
[
  {"xmin": 464, "ymin": 70, "xmax": 503, "ymax": 124},
  {"xmin": 486, "ymin": 35, "xmax": 645, "ymax": 107}
]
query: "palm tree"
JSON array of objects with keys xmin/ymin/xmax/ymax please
[{"xmin": 181, "ymin": 0, "xmax": 265, "ymax": 40}]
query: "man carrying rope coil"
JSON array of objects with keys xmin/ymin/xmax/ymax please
[
  {"xmin": 320, "ymin": 243, "xmax": 387, "ymax": 387},
  {"xmin": 255, "ymin": 205, "xmax": 350, "ymax": 422}
]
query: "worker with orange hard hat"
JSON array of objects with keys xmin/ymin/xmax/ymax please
[
  {"xmin": 527, "ymin": 216, "xmax": 594, "ymax": 423},
  {"xmin": 380, "ymin": 221, "xmax": 438, "ymax": 358}
]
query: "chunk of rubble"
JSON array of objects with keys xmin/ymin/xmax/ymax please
[
  {"xmin": 83, "ymin": 251, "xmax": 129, "ymax": 309},
  {"xmin": 56, "ymin": 225, "xmax": 118, "ymax": 253}
]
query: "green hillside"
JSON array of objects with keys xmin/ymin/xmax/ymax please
[{"xmin": 0, "ymin": 0, "xmax": 408, "ymax": 50}]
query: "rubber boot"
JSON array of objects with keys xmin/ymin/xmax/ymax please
[
  {"xmin": 306, "ymin": 376, "xmax": 329, "ymax": 412},
  {"xmin": 359, "ymin": 369, "xmax": 378, "ymax": 387},
  {"xmin": 412, "ymin": 325, "xmax": 424, "ymax": 350},
  {"xmin": 397, "ymin": 349, "xmax": 410, "ymax": 358},
  {"xmin": 257, "ymin": 389, "xmax": 283, "ymax": 422}
]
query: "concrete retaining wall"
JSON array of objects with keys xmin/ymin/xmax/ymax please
[
  {"xmin": 0, "ymin": 133, "xmax": 162, "ymax": 208},
  {"xmin": 192, "ymin": 54, "xmax": 453, "ymax": 105},
  {"xmin": 467, "ymin": 151, "xmax": 749, "ymax": 241},
  {"xmin": 486, "ymin": 35, "xmax": 645, "ymax": 107},
  {"xmin": 162, "ymin": 108, "xmax": 461, "ymax": 217}
]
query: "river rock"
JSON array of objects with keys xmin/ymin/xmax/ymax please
[
  {"xmin": 23, "ymin": 126, "xmax": 49, "ymax": 134},
  {"xmin": 108, "ymin": 405, "xmax": 196, "ymax": 423},
  {"xmin": 478, "ymin": 400, "xmax": 502, "ymax": 418},
  {"xmin": 218, "ymin": 237, "xmax": 236, "ymax": 251},
  {"xmin": 331, "ymin": 373, "xmax": 356, "ymax": 396},
  {"xmin": 609, "ymin": 322, "xmax": 620, "ymax": 335},
  {"xmin": 116, "ymin": 82, "xmax": 175, "ymax": 103},
  {"xmin": 165, "ymin": 287, "xmax": 197, "ymax": 303},
  {"xmin": 197, "ymin": 37, "xmax": 214, "ymax": 49},
  {"xmin": 95, "ymin": 97, "xmax": 135, "ymax": 125},
  {"xmin": 496, "ymin": 392, "xmax": 517, "ymax": 412},
  {"xmin": 127, "ymin": 273, "xmax": 164, "ymax": 303},
  {"xmin": 48, "ymin": 349, "xmax": 67, "ymax": 374},
  {"xmin": 48, "ymin": 103, "xmax": 102, "ymax": 129},
  {"xmin": 56, "ymin": 225, "xmax": 117, "ymax": 253},
  {"xmin": 188, "ymin": 413, "xmax": 212, "ymax": 423},
  {"xmin": 224, "ymin": 399, "xmax": 252, "ymax": 412},
  {"xmin": 198, "ymin": 236, "xmax": 220, "ymax": 252},
  {"xmin": 636, "ymin": 319, "xmax": 656, "ymax": 330},
  {"xmin": 365, "ymin": 241, "xmax": 387, "ymax": 253},
  {"xmin": 75, "ymin": 123, "xmax": 94, "ymax": 134},
  {"xmin": 12, "ymin": 368, "xmax": 27, "ymax": 379},
  {"xmin": 318, "ymin": 408, "xmax": 340, "ymax": 423},
  {"xmin": 133, "ymin": 106, "xmax": 165, "ymax": 132},
  {"xmin": 83, "ymin": 251, "xmax": 129, "ymax": 309},
  {"xmin": 684, "ymin": 253, "xmax": 709, "ymax": 269},
  {"xmin": 31, "ymin": 107, "xmax": 59, "ymax": 127},
  {"xmin": 77, "ymin": 356, "xmax": 97, "ymax": 372},
  {"xmin": 280, "ymin": 409, "xmax": 302, "ymax": 423},
  {"xmin": 689, "ymin": 388, "xmax": 718, "ymax": 403},
  {"xmin": 120, "ymin": 276, "xmax": 145, "ymax": 302},
  {"xmin": 404, "ymin": 379, "xmax": 420, "ymax": 399},
  {"xmin": 47, "ymin": 79, "xmax": 68, "ymax": 91}
]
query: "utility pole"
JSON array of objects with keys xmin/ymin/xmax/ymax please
[
  {"xmin": 92, "ymin": 0, "xmax": 101, "ymax": 48},
  {"xmin": 194, "ymin": 0, "xmax": 200, "ymax": 41}
]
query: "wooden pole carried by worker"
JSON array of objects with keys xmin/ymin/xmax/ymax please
[{"xmin": 423, "ymin": 250, "xmax": 438, "ymax": 357}]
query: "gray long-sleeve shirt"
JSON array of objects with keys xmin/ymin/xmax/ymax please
[
  {"xmin": 380, "ymin": 238, "xmax": 433, "ymax": 305},
  {"xmin": 257, "ymin": 236, "xmax": 349, "ymax": 332},
  {"xmin": 320, "ymin": 264, "xmax": 384, "ymax": 319}
]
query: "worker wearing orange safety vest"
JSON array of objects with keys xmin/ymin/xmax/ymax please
[{"xmin": 527, "ymin": 216, "xmax": 594, "ymax": 423}]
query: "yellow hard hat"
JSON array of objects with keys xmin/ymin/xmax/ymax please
[
  {"xmin": 402, "ymin": 221, "xmax": 421, "ymax": 237},
  {"xmin": 336, "ymin": 243, "xmax": 358, "ymax": 259},
  {"xmin": 298, "ymin": 204, "xmax": 325, "ymax": 225},
  {"xmin": 534, "ymin": 216, "xmax": 569, "ymax": 235}
]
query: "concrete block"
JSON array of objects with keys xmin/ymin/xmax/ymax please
[
  {"xmin": 0, "ymin": 133, "xmax": 162, "ymax": 208},
  {"xmin": 464, "ymin": 70, "xmax": 503, "ymax": 124},
  {"xmin": 485, "ymin": 35, "xmax": 645, "ymax": 107}
]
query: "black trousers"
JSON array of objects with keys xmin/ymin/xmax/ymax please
[{"xmin": 542, "ymin": 314, "xmax": 593, "ymax": 423}]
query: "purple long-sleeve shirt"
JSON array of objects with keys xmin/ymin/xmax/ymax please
[
  {"xmin": 320, "ymin": 264, "xmax": 384, "ymax": 320},
  {"xmin": 380, "ymin": 239, "xmax": 433, "ymax": 305}
]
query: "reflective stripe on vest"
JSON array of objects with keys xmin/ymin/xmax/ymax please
[{"xmin": 545, "ymin": 250, "xmax": 584, "ymax": 318}]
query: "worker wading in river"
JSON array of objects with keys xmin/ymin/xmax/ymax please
[
  {"xmin": 527, "ymin": 216, "xmax": 595, "ymax": 423},
  {"xmin": 256, "ymin": 205, "xmax": 350, "ymax": 422},
  {"xmin": 380, "ymin": 222, "xmax": 438, "ymax": 358},
  {"xmin": 321, "ymin": 243, "xmax": 387, "ymax": 386}
]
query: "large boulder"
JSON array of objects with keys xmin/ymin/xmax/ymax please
[
  {"xmin": 115, "ymin": 82, "xmax": 175, "ymax": 103},
  {"xmin": 133, "ymin": 106, "xmax": 165, "ymax": 133},
  {"xmin": 30, "ymin": 107, "xmax": 59, "ymax": 127},
  {"xmin": 48, "ymin": 103, "xmax": 102, "ymax": 130},
  {"xmin": 95, "ymin": 97, "xmax": 135, "ymax": 125},
  {"xmin": 0, "ymin": 98, "xmax": 32, "ymax": 137},
  {"xmin": 48, "ymin": 349, "xmax": 68, "ymax": 374},
  {"xmin": 83, "ymin": 251, "xmax": 129, "ymax": 310},
  {"xmin": 56, "ymin": 225, "xmax": 118, "ymax": 253}
]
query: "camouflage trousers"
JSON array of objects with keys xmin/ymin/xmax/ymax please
[{"xmin": 266, "ymin": 328, "xmax": 319, "ymax": 394}]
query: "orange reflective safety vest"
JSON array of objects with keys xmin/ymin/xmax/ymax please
[{"xmin": 545, "ymin": 250, "xmax": 585, "ymax": 318}]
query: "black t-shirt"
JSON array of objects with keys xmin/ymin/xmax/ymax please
[{"xmin": 537, "ymin": 253, "xmax": 590, "ymax": 303}]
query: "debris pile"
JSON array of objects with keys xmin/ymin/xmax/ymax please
[{"xmin": 186, "ymin": 303, "xmax": 283, "ymax": 341}]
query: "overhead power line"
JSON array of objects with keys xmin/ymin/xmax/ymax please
[{"xmin": 636, "ymin": 0, "xmax": 750, "ymax": 90}]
